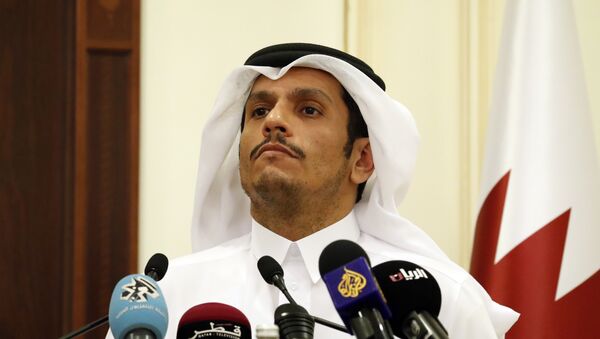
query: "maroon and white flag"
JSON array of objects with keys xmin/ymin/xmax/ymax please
[{"xmin": 470, "ymin": 0, "xmax": 600, "ymax": 337}]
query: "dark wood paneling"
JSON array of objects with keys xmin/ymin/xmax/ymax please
[
  {"xmin": 0, "ymin": 0, "xmax": 73, "ymax": 337},
  {"xmin": 0, "ymin": 0, "xmax": 139, "ymax": 338}
]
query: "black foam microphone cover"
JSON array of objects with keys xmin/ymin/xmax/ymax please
[
  {"xmin": 318, "ymin": 239, "xmax": 371, "ymax": 276},
  {"xmin": 257, "ymin": 255, "xmax": 284, "ymax": 284},
  {"xmin": 144, "ymin": 253, "xmax": 169, "ymax": 281},
  {"xmin": 274, "ymin": 304, "xmax": 315, "ymax": 339},
  {"xmin": 371, "ymin": 261, "xmax": 443, "ymax": 336}
]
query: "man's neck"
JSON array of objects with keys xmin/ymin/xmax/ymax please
[{"xmin": 250, "ymin": 199, "xmax": 354, "ymax": 241}]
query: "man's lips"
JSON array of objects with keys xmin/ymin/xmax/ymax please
[{"xmin": 255, "ymin": 143, "xmax": 298, "ymax": 159}]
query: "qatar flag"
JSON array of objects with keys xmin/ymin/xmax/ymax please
[{"xmin": 470, "ymin": 0, "xmax": 600, "ymax": 337}]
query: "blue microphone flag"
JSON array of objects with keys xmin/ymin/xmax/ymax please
[
  {"xmin": 321, "ymin": 257, "xmax": 391, "ymax": 331},
  {"xmin": 109, "ymin": 274, "xmax": 168, "ymax": 339}
]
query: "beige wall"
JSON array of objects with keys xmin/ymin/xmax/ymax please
[{"xmin": 139, "ymin": 0, "xmax": 600, "ymax": 269}]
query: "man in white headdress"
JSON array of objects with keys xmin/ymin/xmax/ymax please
[{"xmin": 156, "ymin": 43, "xmax": 519, "ymax": 338}]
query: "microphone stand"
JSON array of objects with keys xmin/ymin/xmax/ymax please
[
  {"xmin": 272, "ymin": 274, "xmax": 349, "ymax": 334},
  {"xmin": 58, "ymin": 315, "xmax": 108, "ymax": 339},
  {"xmin": 350, "ymin": 308, "xmax": 394, "ymax": 339},
  {"xmin": 402, "ymin": 311, "xmax": 449, "ymax": 339}
]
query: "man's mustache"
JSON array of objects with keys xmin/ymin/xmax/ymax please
[{"xmin": 249, "ymin": 133, "xmax": 306, "ymax": 160}]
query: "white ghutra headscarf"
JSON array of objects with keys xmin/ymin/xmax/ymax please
[{"xmin": 191, "ymin": 54, "xmax": 429, "ymax": 254}]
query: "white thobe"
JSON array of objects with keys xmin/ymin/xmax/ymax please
[{"xmin": 141, "ymin": 211, "xmax": 507, "ymax": 338}]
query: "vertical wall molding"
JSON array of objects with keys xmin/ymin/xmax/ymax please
[
  {"xmin": 72, "ymin": 0, "xmax": 140, "ymax": 334},
  {"xmin": 458, "ymin": 0, "xmax": 479, "ymax": 267},
  {"xmin": 344, "ymin": 0, "xmax": 370, "ymax": 58},
  {"xmin": 459, "ymin": 0, "xmax": 505, "ymax": 267}
]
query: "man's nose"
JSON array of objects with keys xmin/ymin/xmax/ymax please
[{"xmin": 262, "ymin": 104, "xmax": 291, "ymax": 137}]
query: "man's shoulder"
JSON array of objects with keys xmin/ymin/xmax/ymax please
[{"xmin": 358, "ymin": 232, "xmax": 470, "ymax": 286}]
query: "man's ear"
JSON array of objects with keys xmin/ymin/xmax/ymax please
[{"xmin": 350, "ymin": 138, "xmax": 374, "ymax": 185}]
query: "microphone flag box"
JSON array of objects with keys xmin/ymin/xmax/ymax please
[
  {"xmin": 322, "ymin": 257, "xmax": 392, "ymax": 323},
  {"xmin": 109, "ymin": 274, "xmax": 169, "ymax": 339}
]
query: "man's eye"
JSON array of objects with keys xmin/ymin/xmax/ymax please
[
  {"xmin": 252, "ymin": 107, "xmax": 269, "ymax": 117},
  {"xmin": 302, "ymin": 106, "xmax": 319, "ymax": 116}
]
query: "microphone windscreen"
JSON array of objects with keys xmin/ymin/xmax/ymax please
[
  {"xmin": 108, "ymin": 274, "xmax": 168, "ymax": 339},
  {"xmin": 274, "ymin": 303, "xmax": 314, "ymax": 339},
  {"xmin": 144, "ymin": 253, "xmax": 169, "ymax": 281},
  {"xmin": 177, "ymin": 302, "xmax": 252, "ymax": 339},
  {"xmin": 257, "ymin": 255, "xmax": 284, "ymax": 284},
  {"xmin": 371, "ymin": 261, "xmax": 442, "ymax": 336},
  {"xmin": 318, "ymin": 239, "xmax": 371, "ymax": 276}
]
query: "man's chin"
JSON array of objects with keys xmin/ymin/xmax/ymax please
[{"xmin": 252, "ymin": 174, "xmax": 300, "ymax": 204}]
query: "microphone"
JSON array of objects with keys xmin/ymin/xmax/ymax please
[
  {"xmin": 176, "ymin": 302, "xmax": 252, "ymax": 339},
  {"xmin": 108, "ymin": 273, "xmax": 168, "ymax": 339},
  {"xmin": 257, "ymin": 255, "xmax": 349, "ymax": 334},
  {"xmin": 371, "ymin": 261, "xmax": 448, "ymax": 339},
  {"xmin": 144, "ymin": 253, "xmax": 169, "ymax": 281},
  {"xmin": 274, "ymin": 303, "xmax": 315, "ymax": 339},
  {"xmin": 257, "ymin": 255, "xmax": 297, "ymax": 304},
  {"xmin": 318, "ymin": 240, "xmax": 394, "ymax": 339},
  {"xmin": 59, "ymin": 253, "xmax": 169, "ymax": 339}
]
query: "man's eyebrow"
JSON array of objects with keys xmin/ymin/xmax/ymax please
[
  {"xmin": 290, "ymin": 87, "xmax": 334, "ymax": 104},
  {"xmin": 246, "ymin": 90, "xmax": 276, "ymax": 104}
]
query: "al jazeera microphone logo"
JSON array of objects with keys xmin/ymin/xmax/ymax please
[{"xmin": 338, "ymin": 267, "xmax": 367, "ymax": 298}]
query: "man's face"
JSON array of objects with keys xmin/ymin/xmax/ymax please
[{"xmin": 239, "ymin": 67, "xmax": 354, "ymax": 206}]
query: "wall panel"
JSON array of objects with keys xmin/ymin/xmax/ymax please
[{"xmin": 0, "ymin": 0, "xmax": 140, "ymax": 337}]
